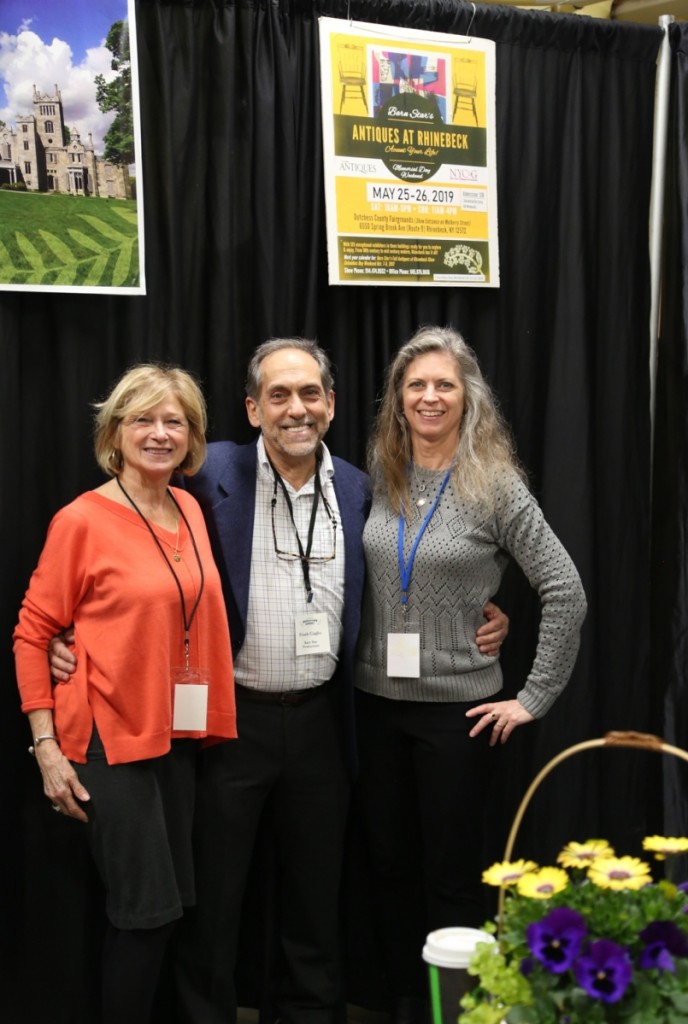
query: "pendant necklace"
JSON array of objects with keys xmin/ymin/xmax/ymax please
[
  {"xmin": 116, "ymin": 477, "xmax": 205, "ymax": 670},
  {"xmin": 411, "ymin": 461, "xmax": 428, "ymax": 507},
  {"xmin": 411, "ymin": 461, "xmax": 452, "ymax": 508},
  {"xmin": 116, "ymin": 478, "xmax": 182, "ymax": 559},
  {"xmin": 173, "ymin": 515, "xmax": 181, "ymax": 561}
]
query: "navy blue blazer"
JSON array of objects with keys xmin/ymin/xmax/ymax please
[{"xmin": 186, "ymin": 439, "xmax": 371, "ymax": 773}]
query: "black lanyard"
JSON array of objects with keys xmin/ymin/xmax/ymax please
[
  {"xmin": 268, "ymin": 456, "xmax": 333, "ymax": 604},
  {"xmin": 116, "ymin": 478, "xmax": 205, "ymax": 668}
]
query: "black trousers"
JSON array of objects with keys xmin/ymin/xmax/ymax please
[
  {"xmin": 355, "ymin": 690, "xmax": 497, "ymax": 1001},
  {"xmin": 176, "ymin": 683, "xmax": 350, "ymax": 1024}
]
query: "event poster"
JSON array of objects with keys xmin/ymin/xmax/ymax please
[
  {"xmin": 319, "ymin": 18, "xmax": 499, "ymax": 287},
  {"xmin": 0, "ymin": 0, "xmax": 144, "ymax": 293}
]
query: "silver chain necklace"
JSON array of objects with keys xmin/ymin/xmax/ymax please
[{"xmin": 411, "ymin": 462, "xmax": 450, "ymax": 507}]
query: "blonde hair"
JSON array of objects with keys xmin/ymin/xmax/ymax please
[
  {"xmin": 93, "ymin": 364, "xmax": 208, "ymax": 476},
  {"xmin": 368, "ymin": 325, "xmax": 525, "ymax": 514}
]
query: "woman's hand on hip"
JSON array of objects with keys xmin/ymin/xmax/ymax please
[{"xmin": 466, "ymin": 699, "xmax": 534, "ymax": 746}]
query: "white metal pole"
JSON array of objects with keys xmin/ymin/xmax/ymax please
[{"xmin": 649, "ymin": 14, "xmax": 675, "ymax": 478}]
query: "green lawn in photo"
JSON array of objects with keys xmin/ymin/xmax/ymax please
[{"xmin": 0, "ymin": 190, "xmax": 140, "ymax": 288}]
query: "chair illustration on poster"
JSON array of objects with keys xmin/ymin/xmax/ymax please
[
  {"xmin": 338, "ymin": 43, "xmax": 368, "ymax": 113},
  {"xmin": 452, "ymin": 53, "xmax": 481, "ymax": 127},
  {"xmin": 452, "ymin": 74, "xmax": 478, "ymax": 125}
]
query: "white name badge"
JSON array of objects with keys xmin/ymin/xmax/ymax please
[
  {"xmin": 172, "ymin": 668, "xmax": 209, "ymax": 731},
  {"xmin": 295, "ymin": 613, "xmax": 331, "ymax": 656},
  {"xmin": 387, "ymin": 632, "xmax": 420, "ymax": 678}
]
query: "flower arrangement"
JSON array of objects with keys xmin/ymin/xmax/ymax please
[{"xmin": 460, "ymin": 836, "xmax": 688, "ymax": 1024}]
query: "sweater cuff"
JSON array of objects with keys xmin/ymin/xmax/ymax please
[
  {"xmin": 21, "ymin": 697, "xmax": 56, "ymax": 713},
  {"xmin": 516, "ymin": 685, "xmax": 557, "ymax": 720}
]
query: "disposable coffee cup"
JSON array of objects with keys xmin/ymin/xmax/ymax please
[{"xmin": 423, "ymin": 927, "xmax": 495, "ymax": 1024}]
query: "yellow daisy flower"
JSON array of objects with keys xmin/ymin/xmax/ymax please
[
  {"xmin": 588, "ymin": 856, "xmax": 652, "ymax": 891},
  {"xmin": 642, "ymin": 835, "xmax": 688, "ymax": 861},
  {"xmin": 516, "ymin": 867, "xmax": 569, "ymax": 899},
  {"xmin": 557, "ymin": 839, "xmax": 615, "ymax": 868},
  {"xmin": 481, "ymin": 859, "xmax": 539, "ymax": 887}
]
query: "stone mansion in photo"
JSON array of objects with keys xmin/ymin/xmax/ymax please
[{"xmin": 0, "ymin": 84, "xmax": 130, "ymax": 199}]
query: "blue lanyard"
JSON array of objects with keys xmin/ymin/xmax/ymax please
[{"xmin": 397, "ymin": 470, "xmax": 451, "ymax": 606}]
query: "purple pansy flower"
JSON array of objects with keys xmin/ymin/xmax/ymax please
[
  {"xmin": 526, "ymin": 907, "xmax": 587, "ymax": 974},
  {"xmin": 678, "ymin": 881, "xmax": 688, "ymax": 913},
  {"xmin": 573, "ymin": 939, "xmax": 633, "ymax": 1003},
  {"xmin": 639, "ymin": 920, "xmax": 688, "ymax": 972}
]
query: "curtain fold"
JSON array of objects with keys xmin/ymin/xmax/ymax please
[
  {"xmin": 657, "ymin": 22, "xmax": 688, "ymax": 876},
  {"xmin": 0, "ymin": 1, "xmax": 674, "ymax": 1019}
]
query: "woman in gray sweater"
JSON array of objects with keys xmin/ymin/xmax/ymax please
[{"xmin": 355, "ymin": 325, "xmax": 587, "ymax": 1024}]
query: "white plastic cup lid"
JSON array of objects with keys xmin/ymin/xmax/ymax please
[{"xmin": 422, "ymin": 927, "xmax": 496, "ymax": 969}]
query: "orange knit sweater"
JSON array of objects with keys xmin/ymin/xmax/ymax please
[{"xmin": 14, "ymin": 488, "xmax": 236, "ymax": 764}]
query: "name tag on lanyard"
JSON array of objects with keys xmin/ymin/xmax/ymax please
[
  {"xmin": 295, "ymin": 612, "xmax": 331, "ymax": 655},
  {"xmin": 173, "ymin": 667, "xmax": 209, "ymax": 731},
  {"xmin": 387, "ymin": 632, "xmax": 420, "ymax": 678}
]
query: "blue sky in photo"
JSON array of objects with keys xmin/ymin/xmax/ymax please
[
  {"xmin": 1, "ymin": 0, "xmax": 128, "ymax": 64},
  {"xmin": 0, "ymin": 0, "xmax": 132, "ymax": 150}
]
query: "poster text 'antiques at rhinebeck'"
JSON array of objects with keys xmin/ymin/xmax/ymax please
[{"xmin": 319, "ymin": 18, "xmax": 499, "ymax": 287}]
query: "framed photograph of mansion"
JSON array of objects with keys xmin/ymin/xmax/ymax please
[{"xmin": 0, "ymin": 0, "xmax": 145, "ymax": 293}]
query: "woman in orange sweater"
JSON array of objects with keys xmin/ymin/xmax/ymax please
[{"xmin": 14, "ymin": 364, "xmax": 236, "ymax": 1024}]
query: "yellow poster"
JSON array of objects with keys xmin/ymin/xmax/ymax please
[{"xmin": 319, "ymin": 18, "xmax": 499, "ymax": 287}]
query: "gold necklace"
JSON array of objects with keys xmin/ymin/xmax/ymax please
[
  {"xmin": 173, "ymin": 512, "xmax": 181, "ymax": 561},
  {"xmin": 116, "ymin": 478, "xmax": 182, "ymax": 559}
]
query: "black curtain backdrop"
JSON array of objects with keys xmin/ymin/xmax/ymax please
[
  {"xmin": 1, "ymin": 1, "xmax": 681, "ymax": 1019},
  {"xmin": 658, "ymin": 22, "xmax": 688, "ymax": 873}
]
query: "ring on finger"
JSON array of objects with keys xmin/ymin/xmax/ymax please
[
  {"xmin": 51, "ymin": 803, "xmax": 61, "ymax": 813},
  {"xmin": 490, "ymin": 712, "xmax": 497, "ymax": 720}
]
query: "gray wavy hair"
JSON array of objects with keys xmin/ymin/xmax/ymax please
[{"xmin": 368, "ymin": 325, "xmax": 524, "ymax": 514}]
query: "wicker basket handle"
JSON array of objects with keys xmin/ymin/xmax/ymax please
[{"xmin": 497, "ymin": 731, "xmax": 688, "ymax": 929}]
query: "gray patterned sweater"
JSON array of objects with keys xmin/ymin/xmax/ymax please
[{"xmin": 355, "ymin": 467, "xmax": 587, "ymax": 716}]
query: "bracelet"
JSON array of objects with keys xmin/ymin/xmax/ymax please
[{"xmin": 28, "ymin": 734, "xmax": 57, "ymax": 757}]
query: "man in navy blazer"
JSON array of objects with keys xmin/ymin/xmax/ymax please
[
  {"xmin": 187, "ymin": 436, "xmax": 369, "ymax": 776},
  {"xmin": 176, "ymin": 338, "xmax": 371, "ymax": 1024}
]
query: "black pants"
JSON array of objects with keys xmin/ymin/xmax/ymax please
[
  {"xmin": 77, "ymin": 728, "xmax": 196, "ymax": 1022},
  {"xmin": 77, "ymin": 731, "xmax": 196, "ymax": 930},
  {"xmin": 176, "ymin": 684, "xmax": 350, "ymax": 1024},
  {"xmin": 355, "ymin": 690, "xmax": 497, "ymax": 1000}
]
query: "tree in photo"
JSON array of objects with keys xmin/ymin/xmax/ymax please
[{"xmin": 95, "ymin": 20, "xmax": 133, "ymax": 165}]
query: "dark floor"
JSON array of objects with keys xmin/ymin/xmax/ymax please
[{"xmin": 237, "ymin": 1009, "xmax": 388, "ymax": 1022}]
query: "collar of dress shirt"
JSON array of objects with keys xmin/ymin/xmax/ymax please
[{"xmin": 256, "ymin": 435, "xmax": 335, "ymax": 489}]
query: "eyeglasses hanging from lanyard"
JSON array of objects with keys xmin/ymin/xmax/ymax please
[{"xmin": 268, "ymin": 456, "xmax": 337, "ymax": 604}]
